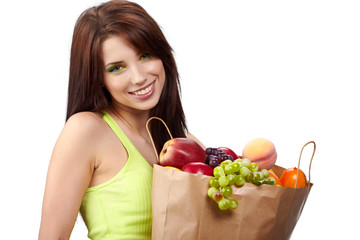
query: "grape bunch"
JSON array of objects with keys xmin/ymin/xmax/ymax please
[
  {"xmin": 206, "ymin": 147, "xmax": 233, "ymax": 167},
  {"xmin": 208, "ymin": 156, "xmax": 276, "ymax": 210}
]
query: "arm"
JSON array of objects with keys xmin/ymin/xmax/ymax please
[{"xmin": 38, "ymin": 113, "xmax": 99, "ymax": 240}]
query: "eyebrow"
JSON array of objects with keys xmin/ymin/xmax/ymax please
[
  {"xmin": 104, "ymin": 60, "xmax": 124, "ymax": 69},
  {"xmin": 104, "ymin": 50, "xmax": 148, "ymax": 68}
]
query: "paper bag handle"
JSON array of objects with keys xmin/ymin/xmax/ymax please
[
  {"xmin": 146, "ymin": 117, "xmax": 174, "ymax": 160},
  {"xmin": 296, "ymin": 141, "xmax": 316, "ymax": 188}
]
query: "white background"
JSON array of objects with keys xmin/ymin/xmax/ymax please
[{"xmin": 1, "ymin": 0, "xmax": 359, "ymax": 239}]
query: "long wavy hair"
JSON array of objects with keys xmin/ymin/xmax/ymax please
[{"xmin": 67, "ymin": 0, "xmax": 187, "ymax": 154}]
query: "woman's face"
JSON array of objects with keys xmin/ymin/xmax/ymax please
[{"xmin": 102, "ymin": 35, "xmax": 165, "ymax": 114}]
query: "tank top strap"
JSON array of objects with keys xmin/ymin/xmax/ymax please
[{"xmin": 102, "ymin": 112, "xmax": 136, "ymax": 153}]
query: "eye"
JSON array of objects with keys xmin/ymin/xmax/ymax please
[
  {"xmin": 139, "ymin": 52, "xmax": 151, "ymax": 62},
  {"xmin": 106, "ymin": 65, "xmax": 125, "ymax": 73}
]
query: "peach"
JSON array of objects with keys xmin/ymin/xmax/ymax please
[{"xmin": 242, "ymin": 138, "xmax": 277, "ymax": 170}]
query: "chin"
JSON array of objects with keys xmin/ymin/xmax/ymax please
[{"xmin": 130, "ymin": 96, "xmax": 161, "ymax": 112}]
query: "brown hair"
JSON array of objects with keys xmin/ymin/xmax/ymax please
[{"xmin": 67, "ymin": 0, "xmax": 187, "ymax": 153}]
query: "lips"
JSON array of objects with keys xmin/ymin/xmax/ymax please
[{"xmin": 129, "ymin": 81, "xmax": 156, "ymax": 99}]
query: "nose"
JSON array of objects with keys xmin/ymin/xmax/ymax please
[{"xmin": 130, "ymin": 65, "xmax": 147, "ymax": 85}]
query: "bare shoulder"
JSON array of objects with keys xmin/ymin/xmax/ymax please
[
  {"xmin": 64, "ymin": 111, "xmax": 108, "ymax": 137},
  {"xmin": 66, "ymin": 111, "xmax": 104, "ymax": 131},
  {"xmin": 47, "ymin": 112, "xmax": 107, "ymax": 185},
  {"xmin": 185, "ymin": 132, "xmax": 206, "ymax": 149},
  {"xmin": 55, "ymin": 112, "xmax": 107, "ymax": 160}
]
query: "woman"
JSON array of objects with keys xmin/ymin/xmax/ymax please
[{"xmin": 38, "ymin": 1, "xmax": 204, "ymax": 239}]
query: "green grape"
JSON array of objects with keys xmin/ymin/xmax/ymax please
[
  {"xmin": 234, "ymin": 158, "xmax": 242, "ymax": 163},
  {"xmin": 261, "ymin": 169, "xmax": 270, "ymax": 178},
  {"xmin": 218, "ymin": 198, "xmax": 230, "ymax": 210},
  {"xmin": 240, "ymin": 166, "xmax": 251, "ymax": 177},
  {"xmin": 221, "ymin": 186, "xmax": 233, "ymax": 198},
  {"xmin": 250, "ymin": 162, "xmax": 259, "ymax": 172},
  {"xmin": 234, "ymin": 159, "xmax": 244, "ymax": 168},
  {"xmin": 213, "ymin": 166, "xmax": 225, "ymax": 178},
  {"xmin": 227, "ymin": 174, "xmax": 236, "ymax": 185},
  {"xmin": 231, "ymin": 162, "xmax": 241, "ymax": 173},
  {"xmin": 209, "ymin": 177, "xmax": 220, "ymax": 188},
  {"xmin": 258, "ymin": 171, "xmax": 264, "ymax": 180},
  {"xmin": 242, "ymin": 158, "xmax": 251, "ymax": 168},
  {"xmin": 209, "ymin": 156, "xmax": 277, "ymax": 210},
  {"xmin": 224, "ymin": 164, "xmax": 235, "ymax": 174},
  {"xmin": 246, "ymin": 172, "xmax": 254, "ymax": 182},
  {"xmin": 264, "ymin": 177, "xmax": 276, "ymax": 185},
  {"xmin": 234, "ymin": 174, "xmax": 245, "ymax": 187},
  {"xmin": 218, "ymin": 176, "xmax": 229, "ymax": 187},
  {"xmin": 229, "ymin": 199, "xmax": 239, "ymax": 210},
  {"xmin": 220, "ymin": 159, "xmax": 233, "ymax": 168},
  {"xmin": 212, "ymin": 191, "xmax": 223, "ymax": 202},
  {"xmin": 268, "ymin": 176, "xmax": 276, "ymax": 183},
  {"xmin": 208, "ymin": 187, "xmax": 218, "ymax": 198},
  {"xmin": 253, "ymin": 172, "xmax": 261, "ymax": 181}
]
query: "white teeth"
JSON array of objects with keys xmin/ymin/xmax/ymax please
[{"xmin": 133, "ymin": 84, "xmax": 153, "ymax": 96}]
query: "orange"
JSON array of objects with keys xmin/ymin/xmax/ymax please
[{"xmin": 280, "ymin": 167, "xmax": 307, "ymax": 188}]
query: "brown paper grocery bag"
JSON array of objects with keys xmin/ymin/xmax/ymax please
[{"xmin": 151, "ymin": 142, "xmax": 315, "ymax": 240}]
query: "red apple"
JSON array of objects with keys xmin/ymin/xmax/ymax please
[
  {"xmin": 159, "ymin": 138, "xmax": 206, "ymax": 169},
  {"xmin": 182, "ymin": 162, "xmax": 213, "ymax": 176},
  {"xmin": 218, "ymin": 147, "xmax": 239, "ymax": 161}
]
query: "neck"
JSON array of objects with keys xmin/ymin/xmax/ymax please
[{"xmin": 107, "ymin": 107, "xmax": 151, "ymax": 137}]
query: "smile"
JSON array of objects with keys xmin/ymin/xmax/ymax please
[{"xmin": 129, "ymin": 81, "xmax": 156, "ymax": 98}]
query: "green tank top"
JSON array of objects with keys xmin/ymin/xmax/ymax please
[{"xmin": 80, "ymin": 112, "xmax": 153, "ymax": 240}]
